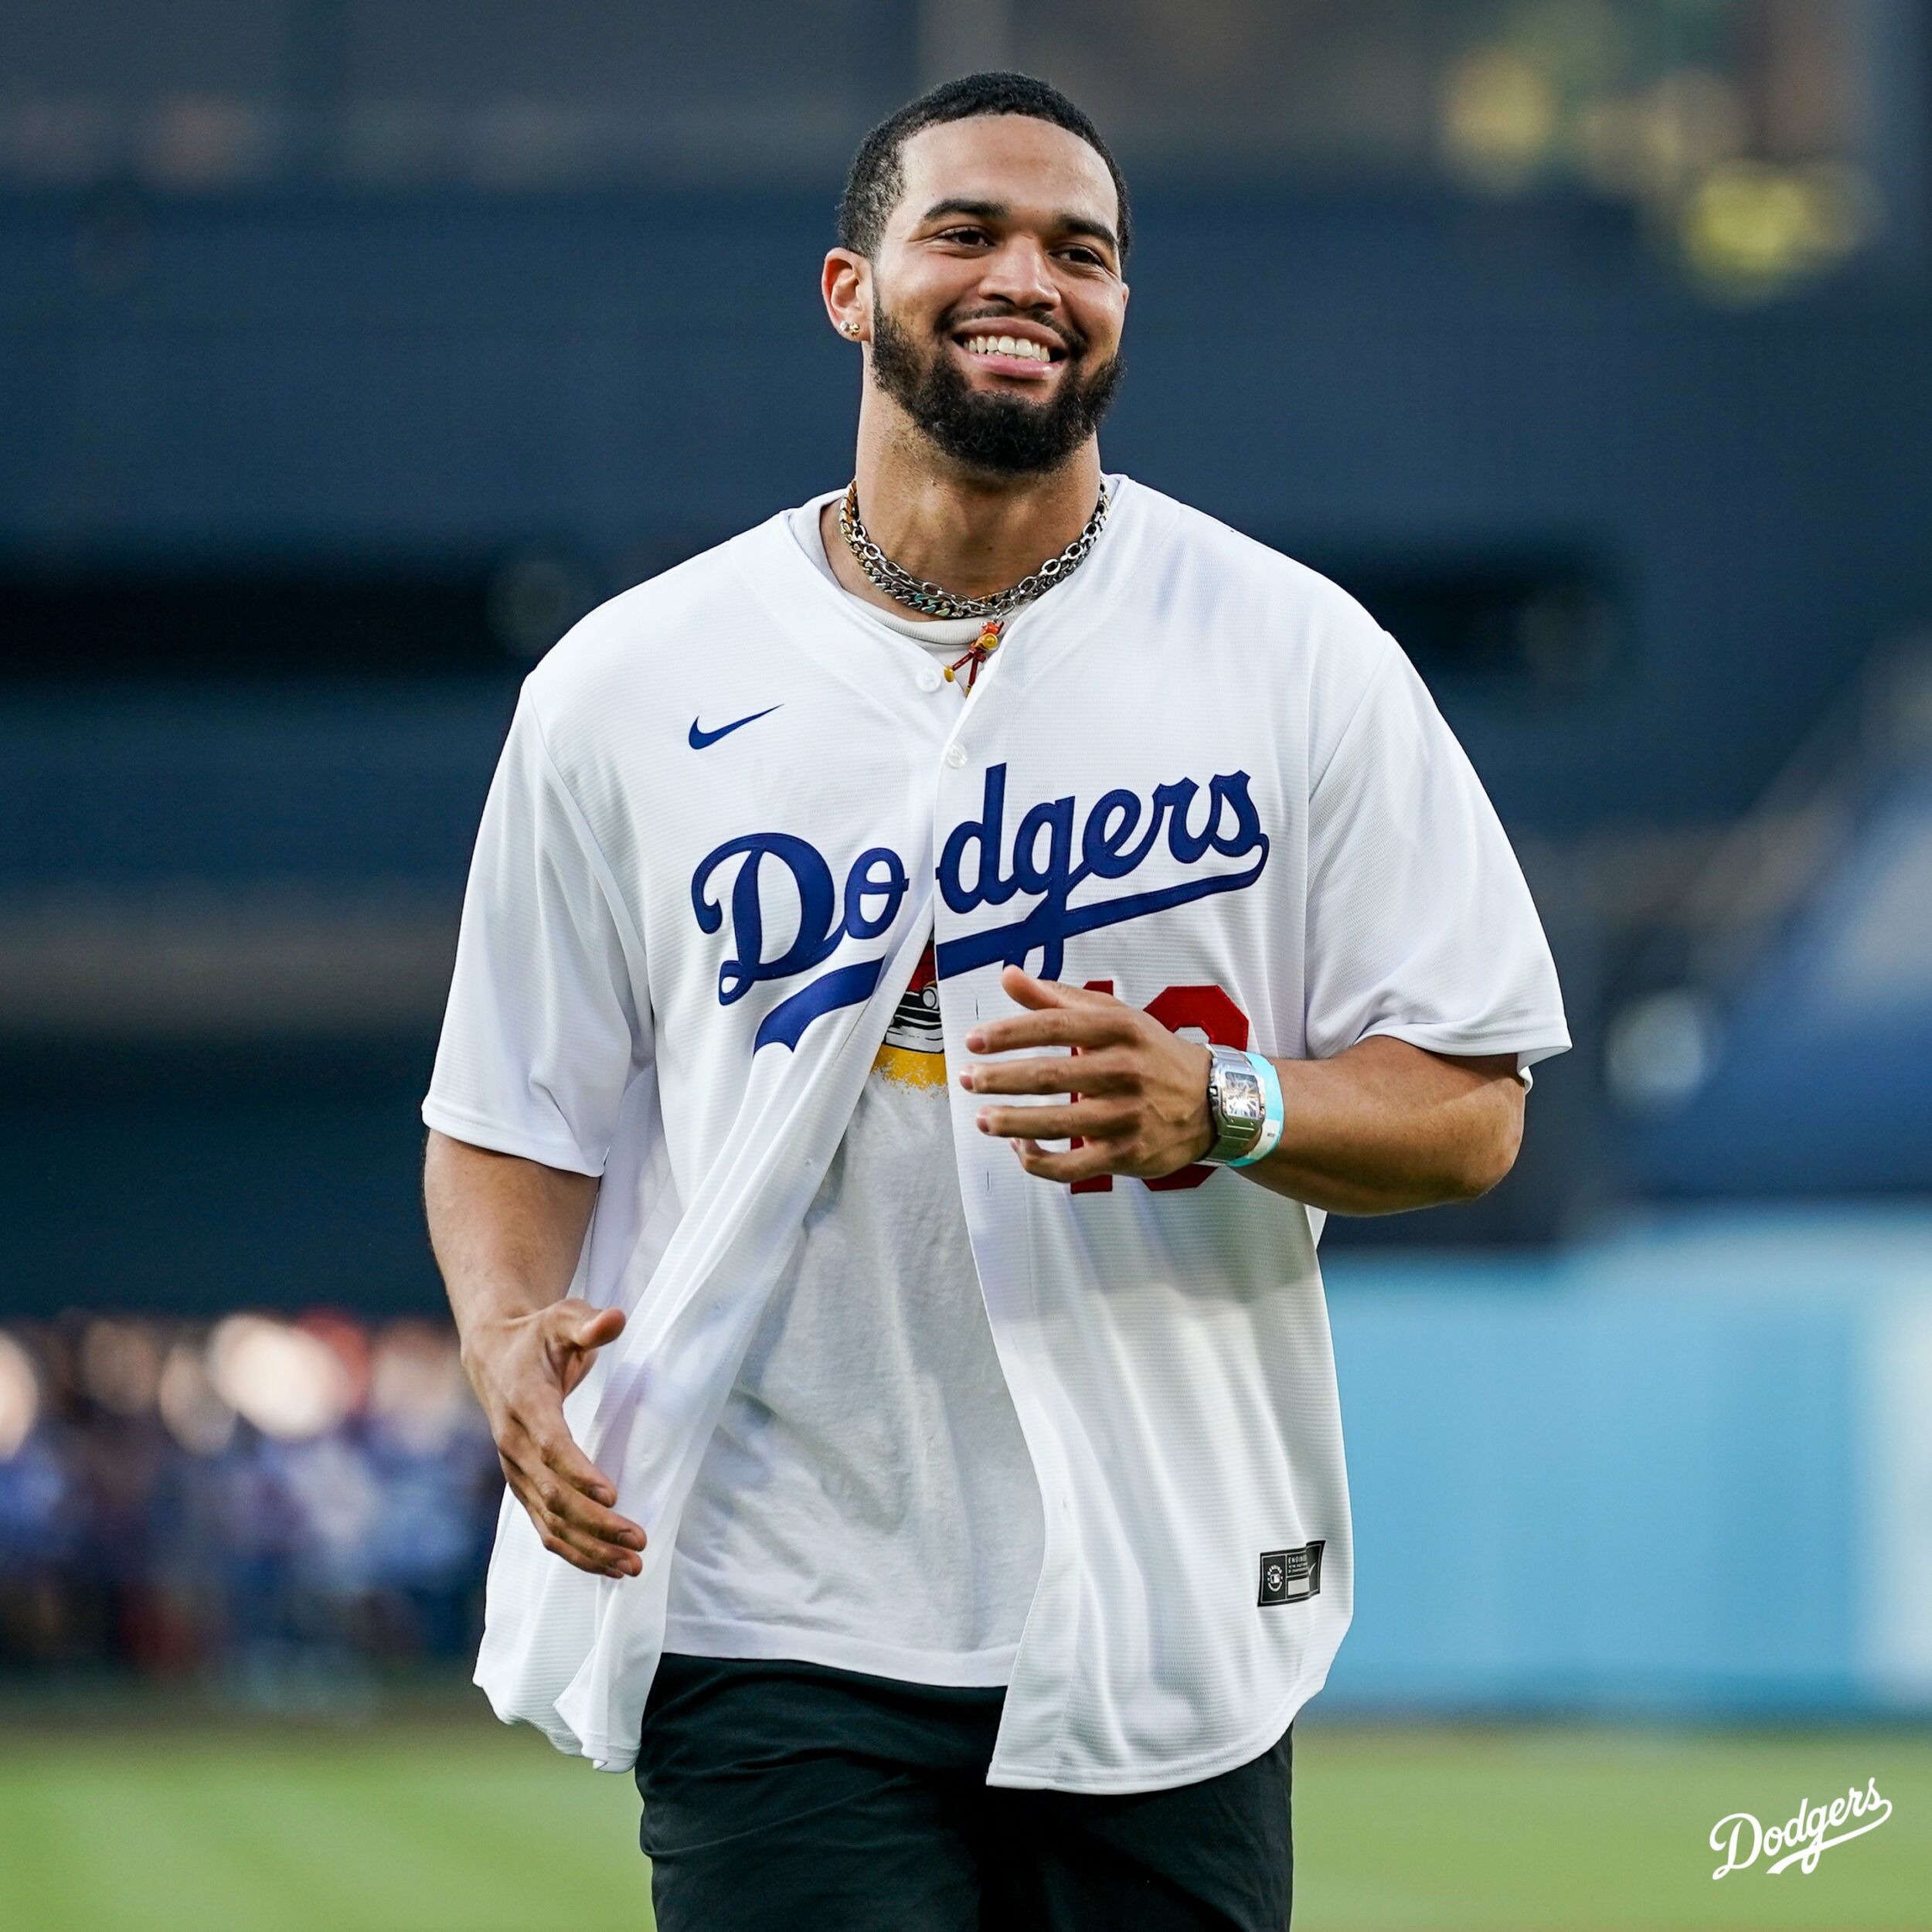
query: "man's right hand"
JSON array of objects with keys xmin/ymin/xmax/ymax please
[
  {"xmin": 462, "ymin": 1298, "xmax": 645, "ymax": 1578},
  {"xmin": 423, "ymin": 1130, "xmax": 645, "ymax": 1578}
]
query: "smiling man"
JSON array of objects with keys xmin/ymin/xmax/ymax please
[{"xmin": 423, "ymin": 71, "xmax": 1568, "ymax": 1932}]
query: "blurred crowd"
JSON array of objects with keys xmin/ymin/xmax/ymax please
[{"xmin": 0, "ymin": 1313, "xmax": 499, "ymax": 1684}]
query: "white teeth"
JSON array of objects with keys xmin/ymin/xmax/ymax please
[{"xmin": 962, "ymin": 334, "xmax": 1049, "ymax": 362}]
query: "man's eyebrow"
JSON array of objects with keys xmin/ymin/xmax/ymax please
[
  {"xmin": 1056, "ymin": 214, "xmax": 1120, "ymax": 251},
  {"xmin": 920, "ymin": 197, "xmax": 1009, "ymax": 226},
  {"xmin": 918, "ymin": 198, "xmax": 1120, "ymax": 253}
]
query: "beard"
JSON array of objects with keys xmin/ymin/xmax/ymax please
[{"xmin": 869, "ymin": 305, "xmax": 1124, "ymax": 477}]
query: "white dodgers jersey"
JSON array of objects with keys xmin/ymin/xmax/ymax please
[{"xmin": 423, "ymin": 476, "xmax": 1570, "ymax": 1790}]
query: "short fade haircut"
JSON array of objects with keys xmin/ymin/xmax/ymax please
[{"xmin": 837, "ymin": 71, "xmax": 1131, "ymax": 264}]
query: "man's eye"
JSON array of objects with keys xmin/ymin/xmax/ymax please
[
  {"xmin": 1059, "ymin": 247, "xmax": 1104, "ymax": 266},
  {"xmin": 937, "ymin": 227, "xmax": 989, "ymax": 245}
]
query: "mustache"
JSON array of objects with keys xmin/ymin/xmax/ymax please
[{"xmin": 939, "ymin": 306, "xmax": 1084, "ymax": 358}]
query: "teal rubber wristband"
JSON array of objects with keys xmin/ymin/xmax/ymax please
[{"xmin": 1228, "ymin": 1050, "xmax": 1284, "ymax": 1166}]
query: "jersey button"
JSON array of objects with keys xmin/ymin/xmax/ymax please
[
  {"xmin": 944, "ymin": 742, "xmax": 968, "ymax": 768},
  {"xmin": 917, "ymin": 668, "xmax": 942, "ymax": 692}
]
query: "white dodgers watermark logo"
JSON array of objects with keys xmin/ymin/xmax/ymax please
[{"xmin": 1709, "ymin": 1777, "xmax": 1892, "ymax": 1879}]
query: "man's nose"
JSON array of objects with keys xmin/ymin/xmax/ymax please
[{"xmin": 976, "ymin": 236, "xmax": 1060, "ymax": 312}]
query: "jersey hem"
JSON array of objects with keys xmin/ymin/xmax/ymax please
[
  {"xmin": 1355, "ymin": 1021, "xmax": 1572, "ymax": 1070},
  {"xmin": 563, "ymin": 1662, "xmax": 1320, "ymax": 1786},
  {"xmin": 659, "ymin": 1617, "xmax": 1020, "ymax": 1688},
  {"xmin": 420, "ymin": 1098, "xmax": 604, "ymax": 1177},
  {"xmin": 985, "ymin": 1665, "xmax": 1326, "ymax": 1795}
]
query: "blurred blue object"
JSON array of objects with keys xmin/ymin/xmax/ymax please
[
  {"xmin": 1324, "ymin": 1206, "xmax": 1932, "ymax": 1716},
  {"xmin": 0, "ymin": 1312, "xmax": 497, "ymax": 1682},
  {"xmin": 1635, "ymin": 763, "xmax": 1932, "ymax": 1192}
]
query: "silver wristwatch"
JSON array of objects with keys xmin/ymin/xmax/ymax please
[{"xmin": 1202, "ymin": 1044, "xmax": 1267, "ymax": 1165}]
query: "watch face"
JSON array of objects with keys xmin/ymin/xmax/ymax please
[{"xmin": 1210, "ymin": 1054, "xmax": 1266, "ymax": 1156}]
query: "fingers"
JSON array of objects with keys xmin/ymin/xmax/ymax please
[
  {"xmin": 505, "ymin": 1455, "xmax": 642, "ymax": 1577},
  {"xmin": 468, "ymin": 1301, "xmax": 641, "ymax": 1577},
  {"xmin": 961, "ymin": 981, "xmax": 1144, "ymax": 1155},
  {"xmin": 1006, "ymin": 1135, "xmax": 1128, "ymax": 1185},
  {"xmin": 543, "ymin": 1298, "xmax": 625, "ymax": 1400},
  {"xmin": 499, "ymin": 1384, "xmax": 645, "ymax": 1577},
  {"xmin": 568, "ymin": 1304, "xmax": 627, "ymax": 1352},
  {"xmin": 534, "ymin": 1420, "xmax": 643, "ymax": 1536},
  {"xmin": 504, "ymin": 1446, "xmax": 645, "ymax": 1577},
  {"xmin": 975, "ymin": 1100, "xmax": 1138, "ymax": 1142},
  {"xmin": 966, "ymin": 1008, "xmax": 1133, "ymax": 1056},
  {"xmin": 967, "ymin": 971, "xmax": 1131, "ymax": 1056},
  {"xmin": 508, "ymin": 1414, "xmax": 641, "ymax": 1543},
  {"xmin": 544, "ymin": 1298, "xmax": 625, "ymax": 1361},
  {"xmin": 998, "ymin": 964, "xmax": 1080, "ymax": 1009},
  {"xmin": 961, "ymin": 1050, "xmax": 1134, "ymax": 1097}
]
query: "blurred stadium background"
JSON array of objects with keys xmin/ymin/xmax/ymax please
[{"xmin": 2, "ymin": 2, "xmax": 1930, "ymax": 1927}]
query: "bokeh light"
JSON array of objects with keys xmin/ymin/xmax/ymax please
[
  {"xmin": 206, "ymin": 1315, "xmax": 353, "ymax": 1442},
  {"xmin": 157, "ymin": 1338, "xmax": 237, "ymax": 1457},
  {"xmin": 1440, "ymin": 4, "xmax": 1876, "ymax": 299},
  {"xmin": 1679, "ymin": 158, "xmax": 1881, "ymax": 298},
  {"xmin": 370, "ymin": 1320, "xmax": 474, "ymax": 1457},
  {"xmin": 1442, "ymin": 48, "xmax": 1562, "ymax": 189},
  {"xmin": 1605, "ymin": 988, "xmax": 1722, "ymax": 1113},
  {"xmin": 0, "ymin": 1330, "xmax": 40, "ymax": 1461},
  {"xmin": 80, "ymin": 1318, "xmax": 164, "ymax": 1417}
]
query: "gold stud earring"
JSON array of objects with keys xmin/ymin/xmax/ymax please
[{"xmin": 843, "ymin": 320, "xmax": 860, "ymax": 336}]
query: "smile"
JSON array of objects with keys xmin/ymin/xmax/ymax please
[
  {"xmin": 945, "ymin": 319, "xmax": 1070, "ymax": 380},
  {"xmin": 958, "ymin": 333, "xmax": 1059, "ymax": 364}
]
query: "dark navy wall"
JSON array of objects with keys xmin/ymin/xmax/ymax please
[
  {"xmin": 4, "ymin": 182, "xmax": 1929, "ymax": 838},
  {"xmin": 6, "ymin": 184, "xmax": 1923, "ymax": 1306}
]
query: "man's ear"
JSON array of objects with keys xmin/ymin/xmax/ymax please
[{"xmin": 821, "ymin": 248, "xmax": 871, "ymax": 342}]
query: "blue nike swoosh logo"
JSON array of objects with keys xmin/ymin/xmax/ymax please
[{"xmin": 689, "ymin": 705, "xmax": 781, "ymax": 749}]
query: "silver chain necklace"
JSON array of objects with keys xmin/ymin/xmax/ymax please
[{"xmin": 837, "ymin": 481, "xmax": 1111, "ymax": 621}]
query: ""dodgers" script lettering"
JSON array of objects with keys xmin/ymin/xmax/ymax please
[
  {"xmin": 691, "ymin": 834, "xmax": 910, "ymax": 1051},
  {"xmin": 1709, "ymin": 1777, "xmax": 1893, "ymax": 1879},
  {"xmin": 690, "ymin": 762, "xmax": 1270, "ymax": 1052},
  {"xmin": 936, "ymin": 762, "xmax": 1270, "ymax": 981}
]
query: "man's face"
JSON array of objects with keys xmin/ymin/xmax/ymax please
[{"xmin": 865, "ymin": 115, "xmax": 1128, "ymax": 476}]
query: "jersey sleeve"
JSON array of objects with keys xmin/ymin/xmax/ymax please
[
  {"xmin": 1301, "ymin": 631, "xmax": 1570, "ymax": 1072},
  {"xmin": 421, "ymin": 692, "xmax": 651, "ymax": 1176}
]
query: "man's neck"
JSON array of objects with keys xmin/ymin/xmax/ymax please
[{"xmin": 820, "ymin": 406, "xmax": 1104, "ymax": 623}]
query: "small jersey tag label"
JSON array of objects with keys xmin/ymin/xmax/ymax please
[{"xmin": 1258, "ymin": 1542, "xmax": 1325, "ymax": 1607}]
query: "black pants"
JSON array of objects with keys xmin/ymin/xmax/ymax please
[{"xmin": 634, "ymin": 1655, "xmax": 1293, "ymax": 1931}]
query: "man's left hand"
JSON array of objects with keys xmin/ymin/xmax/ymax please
[{"xmin": 961, "ymin": 965, "xmax": 1217, "ymax": 1184}]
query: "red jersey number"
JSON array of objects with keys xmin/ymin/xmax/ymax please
[{"xmin": 1067, "ymin": 981, "xmax": 1250, "ymax": 1195}]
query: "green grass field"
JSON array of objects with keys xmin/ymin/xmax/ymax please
[{"xmin": 1, "ymin": 1709, "xmax": 1926, "ymax": 1930}]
